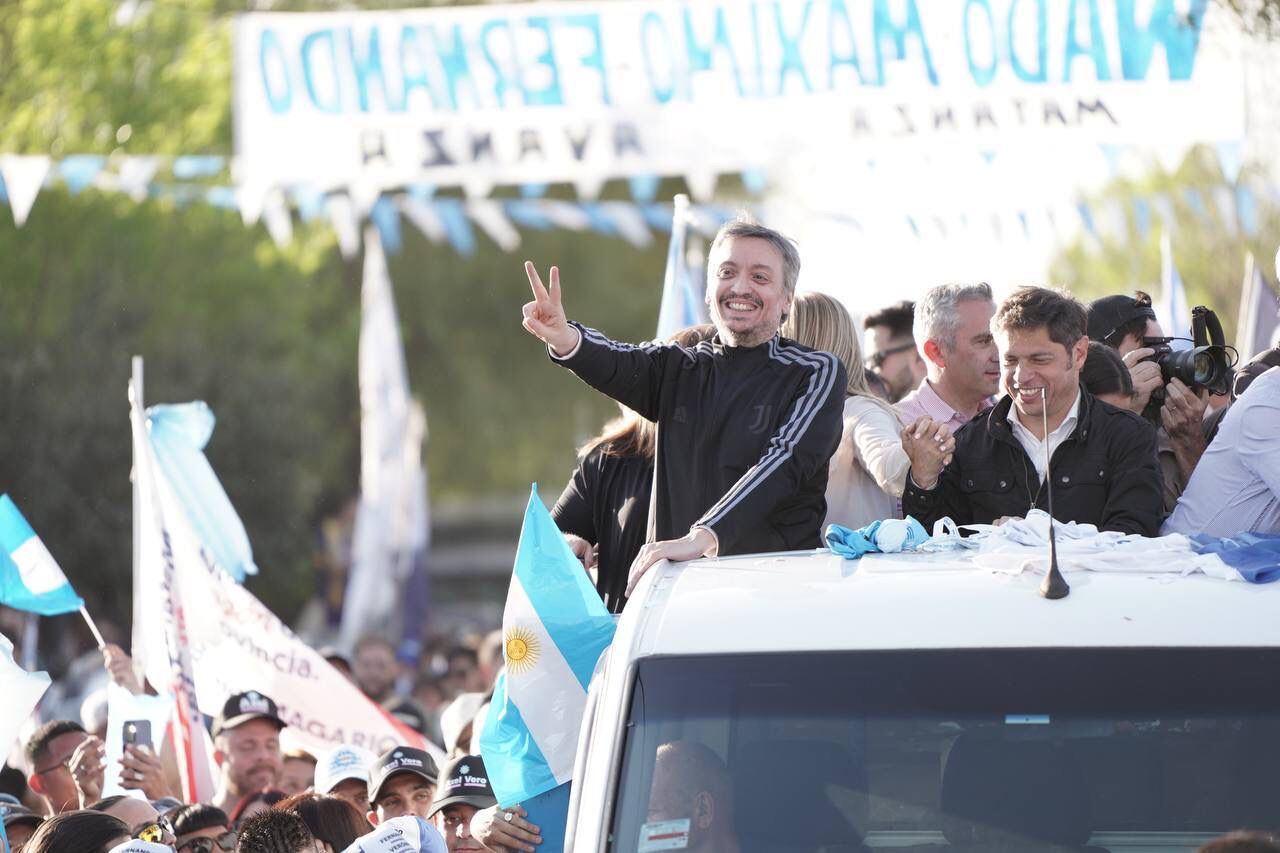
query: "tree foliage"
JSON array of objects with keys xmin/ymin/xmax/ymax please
[
  {"xmin": 1049, "ymin": 145, "xmax": 1280, "ymax": 345},
  {"xmin": 0, "ymin": 0, "xmax": 670, "ymax": 636}
]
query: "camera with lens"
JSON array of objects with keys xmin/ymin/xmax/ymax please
[{"xmin": 1140, "ymin": 305, "xmax": 1234, "ymax": 419}]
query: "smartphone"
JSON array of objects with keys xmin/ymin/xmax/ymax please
[{"xmin": 123, "ymin": 719, "xmax": 152, "ymax": 751}]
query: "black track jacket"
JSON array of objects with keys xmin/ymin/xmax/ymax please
[
  {"xmin": 902, "ymin": 387, "xmax": 1164, "ymax": 536},
  {"xmin": 554, "ymin": 322, "xmax": 846, "ymax": 555}
]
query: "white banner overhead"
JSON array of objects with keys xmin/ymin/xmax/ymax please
[{"xmin": 232, "ymin": 0, "xmax": 1245, "ymax": 193}]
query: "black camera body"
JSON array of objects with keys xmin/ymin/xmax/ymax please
[{"xmin": 1139, "ymin": 305, "xmax": 1233, "ymax": 421}]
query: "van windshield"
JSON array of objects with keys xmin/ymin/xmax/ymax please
[{"xmin": 609, "ymin": 648, "xmax": 1280, "ymax": 853}]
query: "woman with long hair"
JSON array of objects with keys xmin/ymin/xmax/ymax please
[
  {"xmin": 276, "ymin": 792, "xmax": 369, "ymax": 852},
  {"xmin": 552, "ymin": 324, "xmax": 716, "ymax": 612},
  {"xmin": 783, "ymin": 292, "xmax": 909, "ymax": 529}
]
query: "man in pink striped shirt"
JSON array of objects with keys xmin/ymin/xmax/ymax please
[{"xmin": 895, "ymin": 284, "xmax": 1000, "ymax": 434}]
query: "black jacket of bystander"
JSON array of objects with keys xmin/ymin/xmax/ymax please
[{"xmin": 903, "ymin": 386, "xmax": 1164, "ymax": 536}]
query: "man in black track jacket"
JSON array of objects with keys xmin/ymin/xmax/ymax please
[{"xmin": 521, "ymin": 219, "xmax": 846, "ymax": 593}]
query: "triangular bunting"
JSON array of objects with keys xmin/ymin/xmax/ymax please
[
  {"xmin": 466, "ymin": 200, "xmax": 521, "ymax": 252},
  {"xmin": 236, "ymin": 181, "xmax": 269, "ymax": 226},
  {"xmin": 59, "ymin": 156, "xmax": 105, "ymax": 195},
  {"xmin": 261, "ymin": 189, "xmax": 293, "ymax": 248},
  {"xmin": 540, "ymin": 201, "xmax": 591, "ymax": 231},
  {"xmin": 117, "ymin": 156, "xmax": 160, "ymax": 202},
  {"xmin": 398, "ymin": 195, "xmax": 446, "ymax": 244},
  {"xmin": 572, "ymin": 173, "xmax": 606, "ymax": 200},
  {"xmin": 684, "ymin": 171, "xmax": 718, "ymax": 203},
  {"xmin": 1215, "ymin": 140, "xmax": 1244, "ymax": 184},
  {"xmin": 326, "ymin": 194, "xmax": 360, "ymax": 259},
  {"xmin": 627, "ymin": 175, "xmax": 660, "ymax": 203},
  {"xmin": 0, "ymin": 155, "xmax": 52, "ymax": 227},
  {"xmin": 598, "ymin": 202, "xmax": 653, "ymax": 248}
]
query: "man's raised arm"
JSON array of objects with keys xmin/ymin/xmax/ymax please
[
  {"xmin": 521, "ymin": 261, "xmax": 580, "ymax": 356},
  {"xmin": 522, "ymin": 261, "xmax": 677, "ymax": 421}
]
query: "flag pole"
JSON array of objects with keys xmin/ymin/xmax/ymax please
[
  {"xmin": 129, "ymin": 356, "xmax": 146, "ymax": 681},
  {"xmin": 79, "ymin": 606, "xmax": 107, "ymax": 649}
]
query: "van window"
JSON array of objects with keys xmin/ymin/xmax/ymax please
[{"xmin": 610, "ymin": 649, "xmax": 1280, "ymax": 853}]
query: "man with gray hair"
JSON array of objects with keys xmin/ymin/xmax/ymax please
[
  {"xmin": 522, "ymin": 217, "xmax": 845, "ymax": 594},
  {"xmin": 896, "ymin": 283, "xmax": 1000, "ymax": 432}
]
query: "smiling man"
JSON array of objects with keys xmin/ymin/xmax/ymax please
[
  {"xmin": 522, "ymin": 218, "xmax": 845, "ymax": 593},
  {"xmin": 902, "ymin": 286, "xmax": 1163, "ymax": 535},
  {"xmin": 210, "ymin": 691, "xmax": 285, "ymax": 815}
]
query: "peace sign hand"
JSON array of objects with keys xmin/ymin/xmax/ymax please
[{"xmin": 522, "ymin": 262, "xmax": 579, "ymax": 356}]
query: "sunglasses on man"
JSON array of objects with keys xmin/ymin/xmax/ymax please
[
  {"xmin": 134, "ymin": 815, "xmax": 177, "ymax": 846},
  {"xmin": 177, "ymin": 831, "xmax": 237, "ymax": 853},
  {"xmin": 865, "ymin": 341, "xmax": 916, "ymax": 371}
]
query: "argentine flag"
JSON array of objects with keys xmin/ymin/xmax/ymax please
[
  {"xmin": 0, "ymin": 495, "xmax": 83, "ymax": 615},
  {"xmin": 480, "ymin": 486, "xmax": 616, "ymax": 810},
  {"xmin": 1158, "ymin": 231, "xmax": 1193, "ymax": 352},
  {"xmin": 656, "ymin": 194, "xmax": 709, "ymax": 339}
]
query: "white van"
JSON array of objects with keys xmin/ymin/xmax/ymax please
[{"xmin": 566, "ymin": 550, "xmax": 1280, "ymax": 853}]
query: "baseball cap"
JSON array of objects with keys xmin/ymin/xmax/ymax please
[
  {"xmin": 438, "ymin": 692, "xmax": 485, "ymax": 755},
  {"xmin": 1086, "ymin": 294, "xmax": 1157, "ymax": 345},
  {"xmin": 342, "ymin": 815, "xmax": 447, "ymax": 853},
  {"xmin": 0, "ymin": 800, "xmax": 43, "ymax": 832},
  {"xmin": 368, "ymin": 746, "xmax": 439, "ymax": 804},
  {"xmin": 1234, "ymin": 347, "xmax": 1280, "ymax": 398},
  {"xmin": 211, "ymin": 690, "xmax": 286, "ymax": 738},
  {"xmin": 386, "ymin": 697, "xmax": 429, "ymax": 736},
  {"xmin": 426, "ymin": 754, "xmax": 497, "ymax": 819},
  {"xmin": 315, "ymin": 744, "xmax": 377, "ymax": 794}
]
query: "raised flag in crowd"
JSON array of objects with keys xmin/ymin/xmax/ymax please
[
  {"xmin": 655, "ymin": 193, "xmax": 709, "ymax": 340},
  {"xmin": 0, "ymin": 494, "xmax": 84, "ymax": 616},
  {"xmin": 1237, "ymin": 253, "xmax": 1280, "ymax": 361},
  {"xmin": 479, "ymin": 486, "xmax": 617, "ymax": 850},
  {"xmin": 342, "ymin": 225, "xmax": 431, "ymax": 652},
  {"xmin": 132, "ymin": 398, "xmax": 441, "ymax": 782},
  {"xmin": 131, "ymin": 396, "xmax": 220, "ymax": 804},
  {"xmin": 1158, "ymin": 231, "xmax": 1193, "ymax": 350},
  {"xmin": 145, "ymin": 401, "xmax": 258, "ymax": 583}
]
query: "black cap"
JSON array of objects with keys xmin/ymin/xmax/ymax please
[
  {"xmin": 1086, "ymin": 294, "xmax": 1157, "ymax": 345},
  {"xmin": 211, "ymin": 690, "xmax": 286, "ymax": 738},
  {"xmin": 0, "ymin": 800, "xmax": 43, "ymax": 830},
  {"xmin": 427, "ymin": 755, "xmax": 497, "ymax": 818},
  {"xmin": 386, "ymin": 698, "xmax": 429, "ymax": 736},
  {"xmin": 367, "ymin": 746, "xmax": 439, "ymax": 804},
  {"xmin": 1234, "ymin": 347, "xmax": 1280, "ymax": 397},
  {"xmin": 317, "ymin": 646, "xmax": 350, "ymax": 668}
]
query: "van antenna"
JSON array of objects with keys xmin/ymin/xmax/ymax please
[{"xmin": 1039, "ymin": 387, "xmax": 1069, "ymax": 599}]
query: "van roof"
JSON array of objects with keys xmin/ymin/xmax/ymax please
[{"xmin": 623, "ymin": 550, "xmax": 1280, "ymax": 657}]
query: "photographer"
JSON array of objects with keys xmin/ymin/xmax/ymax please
[{"xmin": 1086, "ymin": 292, "xmax": 1211, "ymax": 513}]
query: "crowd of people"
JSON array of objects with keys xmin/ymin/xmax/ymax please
[
  {"xmin": 0, "ymin": 629, "xmax": 524, "ymax": 853},
  {"xmin": 3, "ymin": 216, "xmax": 1277, "ymax": 853}
]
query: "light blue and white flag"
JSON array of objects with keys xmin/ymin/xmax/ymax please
[
  {"xmin": 1158, "ymin": 231, "xmax": 1193, "ymax": 351},
  {"xmin": 1, "ymin": 631, "xmax": 51, "ymax": 771},
  {"xmin": 480, "ymin": 486, "xmax": 616, "ymax": 809},
  {"xmin": 0, "ymin": 495, "xmax": 83, "ymax": 615},
  {"xmin": 1236, "ymin": 254, "xmax": 1280, "ymax": 362},
  {"xmin": 341, "ymin": 226, "xmax": 431, "ymax": 649},
  {"xmin": 146, "ymin": 403, "xmax": 257, "ymax": 582},
  {"xmin": 1188, "ymin": 533, "xmax": 1280, "ymax": 583},
  {"xmin": 656, "ymin": 194, "xmax": 709, "ymax": 339}
]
